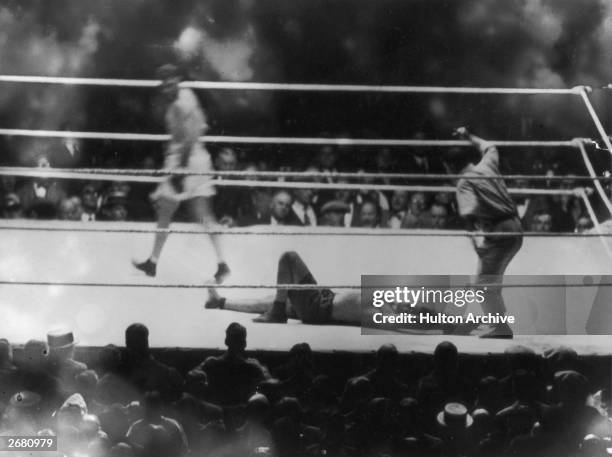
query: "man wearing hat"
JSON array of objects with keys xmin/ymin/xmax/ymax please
[
  {"xmin": 47, "ymin": 329, "xmax": 88, "ymax": 395},
  {"xmin": 444, "ymin": 127, "xmax": 523, "ymax": 338},
  {"xmin": 436, "ymin": 402, "xmax": 473, "ymax": 455},
  {"xmin": 133, "ymin": 63, "xmax": 230, "ymax": 283},
  {"xmin": 319, "ymin": 199, "xmax": 351, "ymax": 227}
]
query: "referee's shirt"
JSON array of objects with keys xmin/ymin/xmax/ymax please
[{"xmin": 456, "ymin": 145, "xmax": 517, "ymax": 224}]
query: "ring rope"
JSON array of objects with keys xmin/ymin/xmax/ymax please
[
  {"xmin": 0, "ymin": 75, "xmax": 584, "ymax": 94},
  {"xmin": 576, "ymin": 140, "xmax": 612, "ymax": 216},
  {"xmin": 0, "ymin": 224, "xmax": 605, "ymax": 237},
  {"xmin": 0, "ymin": 128, "xmax": 577, "ymax": 147},
  {"xmin": 0, "ymin": 168, "xmax": 582, "ymax": 194},
  {"xmin": 0, "ymin": 166, "xmax": 603, "ymax": 182},
  {"xmin": 578, "ymin": 88, "xmax": 612, "ymax": 159},
  {"xmin": 0, "ymin": 280, "xmax": 606, "ymax": 289}
]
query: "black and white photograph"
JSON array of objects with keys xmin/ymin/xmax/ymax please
[{"xmin": 2, "ymin": 0, "xmax": 612, "ymax": 455}]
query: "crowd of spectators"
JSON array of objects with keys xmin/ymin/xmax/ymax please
[
  {"xmin": 1, "ymin": 324, "xmax": 610, "ymax": 457},
  {"xmin": 0, "ymin": 136, "xmax": 604, "ymax": 233}
]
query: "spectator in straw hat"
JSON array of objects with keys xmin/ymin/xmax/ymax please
[
  {"xmin": 319, "ymin": 200, "xmax": 350, "ymax": 227},
  {"xmin": 46, "ymin": 329, "xmax": 87, "ymax": 396},
  {"xmin": 436, "ymin": 402, "xmax": 474, "ymax": 456}
]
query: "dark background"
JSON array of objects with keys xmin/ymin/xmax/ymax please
[{"xmin": 1, "ymin": 0, "xmax": 612, "ymax": 169}]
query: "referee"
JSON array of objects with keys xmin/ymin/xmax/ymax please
[{"xmin": 444, "ymin": 127, "xmax": 523, "ymax": 338}]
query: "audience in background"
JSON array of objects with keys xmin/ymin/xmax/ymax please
[{"xmin": 0, "ymin": 140, "xmax": 598, "ymax": 233}]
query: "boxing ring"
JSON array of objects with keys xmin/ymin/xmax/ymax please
[{"xmin": 2, "ymin": 77, "xmax": 612, "ymax": 354}]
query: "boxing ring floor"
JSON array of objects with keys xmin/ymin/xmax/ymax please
[{"xmin": 3, "ymin": 220, "xmax": 612, "ymax": 355}]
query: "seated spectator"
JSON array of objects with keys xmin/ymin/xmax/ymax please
[
  {"xmin": 2, "ymin": 193, "xmax": 23, "ymax": 218},
  {"xmin": 354, "ymin": 344, "xmax": 409, "ymax": 401},
  {"xmin": 75, "ymin": 370, "xmax": 99, "ymax": 410},
  {"xmin": 352, "ymin": 169, "xmax": 390, "ymax": 226},
  {"xmin": 274, "ymin": 396, "xmax": 323, "ymax": 451},
  {"xmin": 214, "ymin": 147, "xmax": 249, "ymax": 226},
  {"xmin": 473, "ymin": 376, "xmax": 502, "ymax": 414},
  {"xmin": 427, "ymin": 202, "xmax": 449, "ymax": 229},
  {"xmin": 323, "ymin": 182, "xmax": 356, "ymax": 226},
  {"xmin": 394, "ymin": 397, "xmax": 443, "ymax": 454},
  {"xmin": 99, "ymin": 404, "xmax": 131, "ymax": 443},
  {"xmin": 530, "ymin": 211, "xmax": 553, "ymax": 232},
  {"xmin": 18, "ymin": 339, "xmax": 61, "ymax": 412},
  {"xmin": 126, "ymin": 391, "xmax": 188, "ymax": 457},
  {"xmin": 401, "ymin": 192, "xmax": 430, "ymax": 228},
  {"xmin": 355, "ymin": 200, "xmax": 381, "ymax": 228},
  {"xmin": 550, "ymin": 370, "xmax": 608, "ymax": 449},
  {"xmin": 47, "ymin": 134, "xmax": 83, "ymax": 169},
  {"xmin": 120, "ymin": 324, "xmax": 183, "ymax": 401},
  {"xmin": 311, "ymin": 145, "xmax": 341, "ymax": 212},
  {"xmin": 302, "ymin": 375, "xmax": 339, "ymax": 426},
  {"xmin": 387, "ymin": 190, "xmax": 409, "ymax": 228},
  {"xmin": 0, "ymin": 175, "xmax": 17, "ymax": 197},
  {"xmin": 54, "ymin": 393, "xmax": 103, "ymax": 456},
  {"xmin": 553, "ymin": 177, "xmax": 585, "ymax": 231},
  {"xmin": 0, "ymin": 339, "xmax": 19, "ymax": 407},
  {"xmin": 433, "ymin": 188, "xmax": 461, "ymax": 228},
  {"xmin": 46, "ymin": 329, "xmax": 87, "ymax": 397},
  {"xmin": 236, "ymin": 188, "xmax": 272, "ymax": 226},
  {"xmin": 274, "ymin": 343, "xmax": 316, "ymax": 402},
  {"xmin": 196, "ymin": 323, "xmax": 269, "ymax": 406},
  {"xmin": 544, "ymin": 345, "xmax": 579, "ymax": 379},
  {"xmin": 94, "ymin": 344, "xmax": 139, "ymax": 407},
  {"xmin": 102, "ymin": 203, "xmax": 128, "ymax": 221},
  {"xmin": 345, "ymin": 397, "xmax": 394, "ymax": 456},
  {"xmin": 340, "ymin": 376, "xmax": 374, "ymax": 414},
  {"xmin": 18, "ymin": 152, "xmax": 66, "ymax": 219},
  {"xmin": 271, "ymin": 415, "xmax": 303, "ymax": 457},
  {"xmin": 240, "ymin": 189, "xmax": 302, "ymax": 226},
  {"xmin": 319, "ymin": 200, "xmax": 350, "ymax": 227},
  {"xmin": 234, "ymin": 393, "xmax": 273, "ymax": 455},
  {"xmin": 292, "ymin": 188, "xmax": 317, "ymax": 226},
  {"xmin": 417, "ymin": 342, "xmax": 474, "ymax": 431},
  {"xmin": 495, "ymin": 370, "xmax": 540, "ymax": 442},
  {"xmin": 100, "ymin": 182, "xmax": 130, "ymax": 221},
  {"xmin": 58, "ymin": 197, "xmax": 84, "ymax": 221},
  {"xmin": 499, "ymin": 345, "xmax": 544, "ymax": 404},
  {"xmin": 80, "ymin": 183, "xmax": 102, "ymax": 221},
  {"xmin": 575, "ymin": 215, "xmax": 594, "ymax": 233},
  {"xmin": 435, "ymin": 402, "xmax": 474, "ymax": 456}
]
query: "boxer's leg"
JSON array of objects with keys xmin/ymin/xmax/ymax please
[
  {"xmin": 254, "ymin": 251, "xmax": 318, "ymax": 323},
  {"xmin": 190, "ymin": 196, "xmax": 229, "ymax": 283},
  {"xmin": 133, "ymin": 191, "xmax": 179, "ymax": 277}
]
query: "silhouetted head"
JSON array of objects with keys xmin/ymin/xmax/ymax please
[
  {"xmin": 376, "ymin": 344, "xmax": 399, "ymax": 374},
  {"xmin": 125, "ymin": 323, "xmax": 149, "ymax": 357},
  {"xmin": 143, "ymin": 391, "xmax": 164, "ymax": 422},
  {"xmin": 225, "ymin": 322, "xmax": 247, "ymax": 353},
  {"xmin": 434, "ymin": 341, "xmax": 458, "ymax": 374}
]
